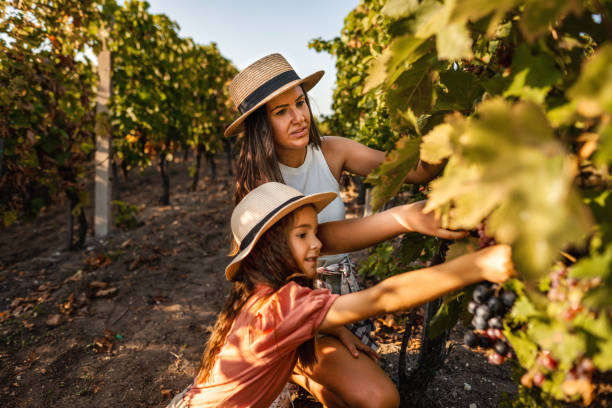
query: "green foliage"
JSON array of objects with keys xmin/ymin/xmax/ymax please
[
  {"xmin": 0, "ymin": 0, "xmax": 105, "ymax": 225},
  {"xmin": 325, "ymin": 0, "xmax": 612, "ymax": 404},
  {"xmin": 0, "ymin": 0, "xmax": 236, "ymax": 225},
  {"xmin": 111, "ymin": 200, "xmax": 139, "ymax": 230},
  {"xmin": 109, "ymin": 1, "xmax": 236, "ymax": 175},
  {"xmin": 309, "ymin": 0, "xmax": 398, "ymax": 151},
  {"xmin": 358, "ymin": 232, "xmax": 436, "ymax": 279}
]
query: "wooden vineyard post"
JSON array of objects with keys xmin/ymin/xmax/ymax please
[
  {"xmin": 363, "ymin": 186, "xmax": 373, "ymax": 217},
  {"xmin": 94, "ymin": 22, "xmax": 112, "ymax": 238}
]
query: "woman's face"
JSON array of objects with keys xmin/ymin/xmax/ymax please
[{"xmin": 265, "ymin": 86, "xmax": 311, "ymax": 152}]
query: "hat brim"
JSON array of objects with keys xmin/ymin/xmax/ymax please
[
  {"xmin": 224, "ymin": 70, "xmax": 324, "ymax": 137},
  {"xmin": 225, "ymin": 190, "xmax": 336, "ymax": 280}
]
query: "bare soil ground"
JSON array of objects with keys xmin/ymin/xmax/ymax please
[{"xmin": 0, "ymin": 155, "xmax": 600, "ymax": 408}]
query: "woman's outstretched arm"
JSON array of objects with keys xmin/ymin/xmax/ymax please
[
  {"xmin": 322, "ymin": 136, "xmax": 445, "ymax": 184},
  {"xmin": 317, "ymin": 200, "xmax": 467, "ymax": 255},
  {"xmin": 318, "ymin": 245, "xmax": 514, "ymax": 332}
]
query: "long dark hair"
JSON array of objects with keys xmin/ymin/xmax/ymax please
[
  {"xmin": 196, "ymin": 209, "xmax": 317, "ymax": 385},
  {"xmin": 233, "ymin": 89, "xmax": 323, "ymax": 206}
]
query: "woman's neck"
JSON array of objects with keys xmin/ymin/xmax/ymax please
[{"xmin": 276, "ymin": 145, "xmax": 307, "ymax": 168}]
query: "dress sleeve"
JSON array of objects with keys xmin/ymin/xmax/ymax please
[{"xmin": 248, "ymin": 282, "xmax": 338, "ymax": 358}]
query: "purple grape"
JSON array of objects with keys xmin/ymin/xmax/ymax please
[
  {"xmin": 479, "ymin": 336, "xmax": 492, "ymax": 348},
  {"xmin": 488, "ymin": 317, "xmax": 503, "ymax": 329},
  {"xmin": 464, "ymin": 331, "xmax": 479, "ymax": 348},
  {"xmin": 500, "ymin": 290, "xmax": 517, "ymax": 308},
  {"xmin": 494, "ymin": 341, "xmax": 509, "ymax": 356},
  {"xmin": 473, "ymin": 284, "xmax": 493, "ymax": 303},
  {"xmin": 475, "ymin": 304, "xmax": 491, "ymax": 320},
  {"xmin": 487, "ymin": 297, "xmax": 503, "ymax": 315},
  {"xmin": 472, "ymin": 315, "xmax": 488, "ymax": 330}
]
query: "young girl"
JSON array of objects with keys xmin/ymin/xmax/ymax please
[
  {"xmin": 225, "ymin": 53, "xmax": 468, "ymax": 403},
  {"xmin": 166, "ymin": 182, "xmax": 515, "ymax": 408}
]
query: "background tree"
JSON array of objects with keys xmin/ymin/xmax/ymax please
[{"xmin": 0, "ymin": 0, "xmax": 111, "ymax": 248}]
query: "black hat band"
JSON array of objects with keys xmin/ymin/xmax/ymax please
[
  {"xmin": 239, "ymin": 194, "xmax": 304, "ymax": 251},
  {"xmin": 238, "ymin": 70, "xmax": 300, "ymax": 114}
]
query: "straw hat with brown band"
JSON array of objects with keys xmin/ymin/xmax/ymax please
[
  {"xmin": 224, "ymin": 53, "xmax": 324, "ymax": 137},
  {"xmin": 225, "ymin": 182, "xmax": 336, "ymax": 281}
]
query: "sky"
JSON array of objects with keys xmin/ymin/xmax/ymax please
[{"xmin": 144, "ymin": 0, "xmax": 360, "ymax": 117}]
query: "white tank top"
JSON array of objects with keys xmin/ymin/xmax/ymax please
[{"xmin": 279, "ymin": 143, "xmax": 347, "ymax": 265}]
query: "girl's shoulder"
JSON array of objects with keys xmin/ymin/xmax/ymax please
[{"xmin": 251, "ymin": 281, "xmax": 334, "ymax": 316}]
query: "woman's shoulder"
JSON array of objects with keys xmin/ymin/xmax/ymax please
[
  {"xmin": 320, "ymin": 135, "xmax": 346, "ymax": 151},
  {"xmin": 320, "ymin": 136, "xmax": 348, "ymax": 169}
]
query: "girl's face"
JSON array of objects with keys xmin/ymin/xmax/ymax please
[
  {"xmin": 265, "ymin": 86, "xmax": 311, "ymax": 153},
  {"xmin": 287, "ymin": 205, "xmax": 321, "ymax": 278}
]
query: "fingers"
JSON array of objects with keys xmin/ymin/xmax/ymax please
[
  {"xmin": 436, "ymin": 229, "xmax": 469, "ymax": 240},
  {"xmin": 339, "ymin": 337, "xmax": 359, "ymax": 358},
  {"xmin": 357, "ymin": 343, "xmax": 380, "ymax": 361}
]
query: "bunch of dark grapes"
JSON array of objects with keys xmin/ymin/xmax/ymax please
[{"xmin": 463, "ymin": 282, "xmax": 517, "ymax": 365}]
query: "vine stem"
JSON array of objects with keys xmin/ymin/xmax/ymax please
[{"xmin": 398, "ymin": 240, "xmax": 450, "ymax": 404}]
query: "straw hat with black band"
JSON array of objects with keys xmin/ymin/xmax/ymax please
[
  {"xmin": 224, "ymin": 53, "xmax": 324, "ymax": 137},
  {"xmin": 225, "ymin": 182, "xmax": 336, "ymax": 281}
]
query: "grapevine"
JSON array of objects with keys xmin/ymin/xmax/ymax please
[{"xmin": 323, "ymin": 0, "xmax": 612, "ymax": 405}]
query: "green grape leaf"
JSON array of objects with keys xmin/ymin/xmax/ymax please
[
  {"xmin": 582, "ymin": 286, "xmax": 612, "ymax": 310},
  {"xmin": 425, "ymin": 99, "xmax": 591, "ymax": 278},
  {"xmin": 381, "ymin": 0, "xmax": 421, "ymax": 19},
  {"xmin": 509, "ymin": 294, "xmax": 541, "ymax": 324},
  {"xmin": 366, "ymin": 136, "xmax": 420, "ymax": 211},
  {"xmin": 527, "ymin": 319, "xmax": 585, "ymax": 370},
  {"xmin": 386, "ymin": 55, "xmax": 435, "ymax": 122},
  {"xmin": 520, "ymin": 0, "xmax": 582, "ymax": 43},
  {"xmin": 398, "ymin": 232, "xmax": 428, "ymax": 265},
  {"xmin": 420, "ymin": 122, "xmax": 454, "ymax": 164},
  {"xmin": 569, "ymin": 245, "xmax": 612, "ymax": 279},
  {"xmin": 593, "ymin": 334, "xmax": 612, "ymax": 371},
  {"xmin": 546, "ymin": 101, "xmax": 578, "ymax": 128},
  {"xmin": 365, "ymin": 34, "xmax": 430, "ymax": 93},
  {"xmin": 445, "ymin": 237, "xmax": 478, "ymax": 262},
  {"xmin": 581, "ymin": 190, "xmax": 612, "ymax": 248},
  {"xmin": 568, "ymin": 44, "xmax": 612, "ymax": 117},
  {"xmin": 503, "ymin": 324, "xmax": 538, "ymax": 368},
  {"xmin": 436, "ymin": 21, "xmax": 473, "ymax": 60},
  {"xmin": 449, "ymin": 0, "xmax": 521, "ymax": 35},
  {"xmin": 503, "ymin": 44, "xmax": 562, "ymax": 104},
  {"xmin": 428, "ymin": 296, "xmax": 461, "ymax": 339},
  {"xmin": 586, "ymin": 312, "xmax": 612, "ymax": 371},
  {"xmin": 594, "ymin": 123, "xmax": 612, "ymax": 166},
  {"xmin": 435, "ymin": 70, "xmax": 483, "ymax": 112}
]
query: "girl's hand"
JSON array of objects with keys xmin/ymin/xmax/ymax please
[
  {"xmin": 330, "ymin": 326, "xmax": 380, "ymax": 361},
  {"xmin": 473, "ymin": 244, "xmax": 516, "ymax": 283},
  {"xmin": 394, "ymin": 200, "xmax": 468, "ymax": 240}
]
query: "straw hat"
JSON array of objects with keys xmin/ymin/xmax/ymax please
[
  {"xmin": 224, "ymin": 53, "xmax": 324, "ymax": 137},
  {"xmin": 225, "ymin": 182, "xmax": 336, "ymax": 281}
]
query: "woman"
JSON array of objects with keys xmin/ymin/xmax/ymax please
[{"xmin": 225, "ymin": 53, "xmax": 466, "ymax": 407}]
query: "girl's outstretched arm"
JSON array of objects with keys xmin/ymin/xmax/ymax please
[
  {"xmin": 318, "ymin": 245, "xmax": 514, "ymax": 332},
  {"xmin": 318, "ymin": 200, "xmax": 467, "ymax": 255}
]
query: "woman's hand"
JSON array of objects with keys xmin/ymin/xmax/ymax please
[
  {"xmin": 473, "ymin": 244, "xmax": 516, "ymax": 283},
  {"xmin": 392, "ymin": 200, "xmax": 468, "ymax": 240},
  {"xmin": 326, "ymin": 326, "xmax": 380, "ymax": 361}
]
